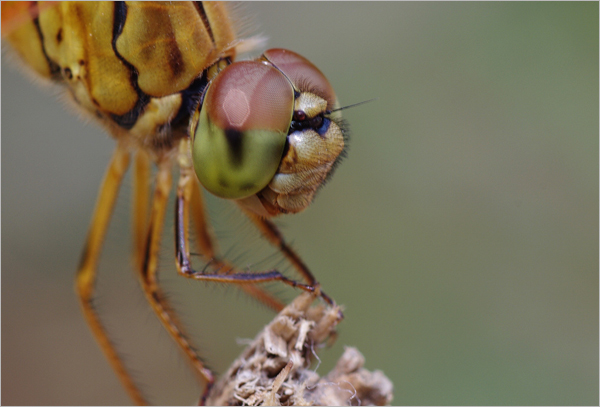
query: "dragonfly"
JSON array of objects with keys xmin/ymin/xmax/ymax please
[{"xmin": 2, "ymin": 1, "xmax": 347, "ymax": 405}]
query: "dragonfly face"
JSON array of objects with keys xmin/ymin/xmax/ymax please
[
  {"xmin": 192, "ymin": 48, "xmax": 345, "ymax": 216},
  {"xmin": 2, "ymin": 1, "xmax": 346, "ymax": 404}
]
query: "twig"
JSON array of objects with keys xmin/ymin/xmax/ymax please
[{"xmin": 205, "ymin": 293, "xmax": 394, "ymax": 406}]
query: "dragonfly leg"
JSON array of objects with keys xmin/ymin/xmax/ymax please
[
  {"xmin": 187, "ymin": 174, "xmax": 287, "ymax": 312},
  {"xmin": 135, "ymin": 160, "xmax": 216, "ymax": 402},
  {"xmin": 241, "ymin": 210, "xmax": 336, "ymax": 306},
  {"xmin": 132, "ymin": 149, "xmax": 151, "ymax": 273},
  {"xmin": 75, "ymin": 147, "xmax": 148, "ymax": 405},
  {"xmin": 174, "ymin": 153, "xmax": 327, "ymax": 304}
]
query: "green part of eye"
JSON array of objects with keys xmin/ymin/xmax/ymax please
[{"xmin": 192, "ymin": 108, "xmax": 287, "ymax": 200}]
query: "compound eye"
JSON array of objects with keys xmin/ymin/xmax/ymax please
[
  {"xmin": 262, "ymin": 48, "xmax": 337, "ymax": 109},
  {"xmin": 192, "ymin": 61, "xmax": 294, "ymax": 199}
]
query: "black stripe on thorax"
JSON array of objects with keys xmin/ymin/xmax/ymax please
[
  {"xmin": 194, "ymin": 2, "xmax": 215, "ymax": 44},
  {"xmin": 171, "ymin": 74, "xmax": 209, "ymax": 132},
  {"xmin": 109, "ymin": 1, "xmax": 150, "ymax": 130},
  {"xmin": 171, "ymin": 56, "xmax": 234, "ymax": 136},
  {"xmin": 108, "ymin": 2, "xmax": 226, "ymax": 134},
  {"xmin": 31, "ymin": 2, "xmax": 61, "ymax": 80}
]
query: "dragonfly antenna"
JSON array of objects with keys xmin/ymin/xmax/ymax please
[{"xmin": 328, "ymin": 98, "xmax": 378, "ymax": 114}]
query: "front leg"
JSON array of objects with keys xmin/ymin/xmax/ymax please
[{"xmin": 175, "ymin": 140, "xmax": 333, "ymax": 305}]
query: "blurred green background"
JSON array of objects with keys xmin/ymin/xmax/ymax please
[{"xmin": 2, "ymin": 2, "xmax": 597, "ymax": 405}]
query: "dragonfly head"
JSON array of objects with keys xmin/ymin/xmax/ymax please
[{"xmin": 190, "ymin": 49, "xmax": 346, "ymax": 217}]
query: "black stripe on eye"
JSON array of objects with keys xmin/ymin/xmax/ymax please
[{"xmin": 224, "ymin": 128, "xmax": 244, "ymax": 167}]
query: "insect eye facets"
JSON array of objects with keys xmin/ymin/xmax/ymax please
[
  {"xmin": 261, "ymin": 48, "xmax": 337, "ymax": 110},
  {"xmin": 191, "ymin": 61, "xmax": 293, "ymax": 200}
]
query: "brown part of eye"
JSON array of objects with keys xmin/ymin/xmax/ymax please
[
  {"xmin": 206, "ymin": 61, "xmax": 294, "ymax": 132},
  {"xmin": 262, "ymin": 49, "xmax": 336, "ymax": 109}
]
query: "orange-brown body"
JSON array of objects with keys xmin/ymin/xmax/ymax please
[
  {"xmin": 2, "ymin": 2, "xmax": 345, "ymax": 404},
  {"xmin": 5, "ymin": 1, "xmax": 236, "ymax": 155}
]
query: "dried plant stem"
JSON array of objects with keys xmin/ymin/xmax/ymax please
[{"xmin": 205, "ymin": 293, "xmax": 394, "ymax": 406}]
